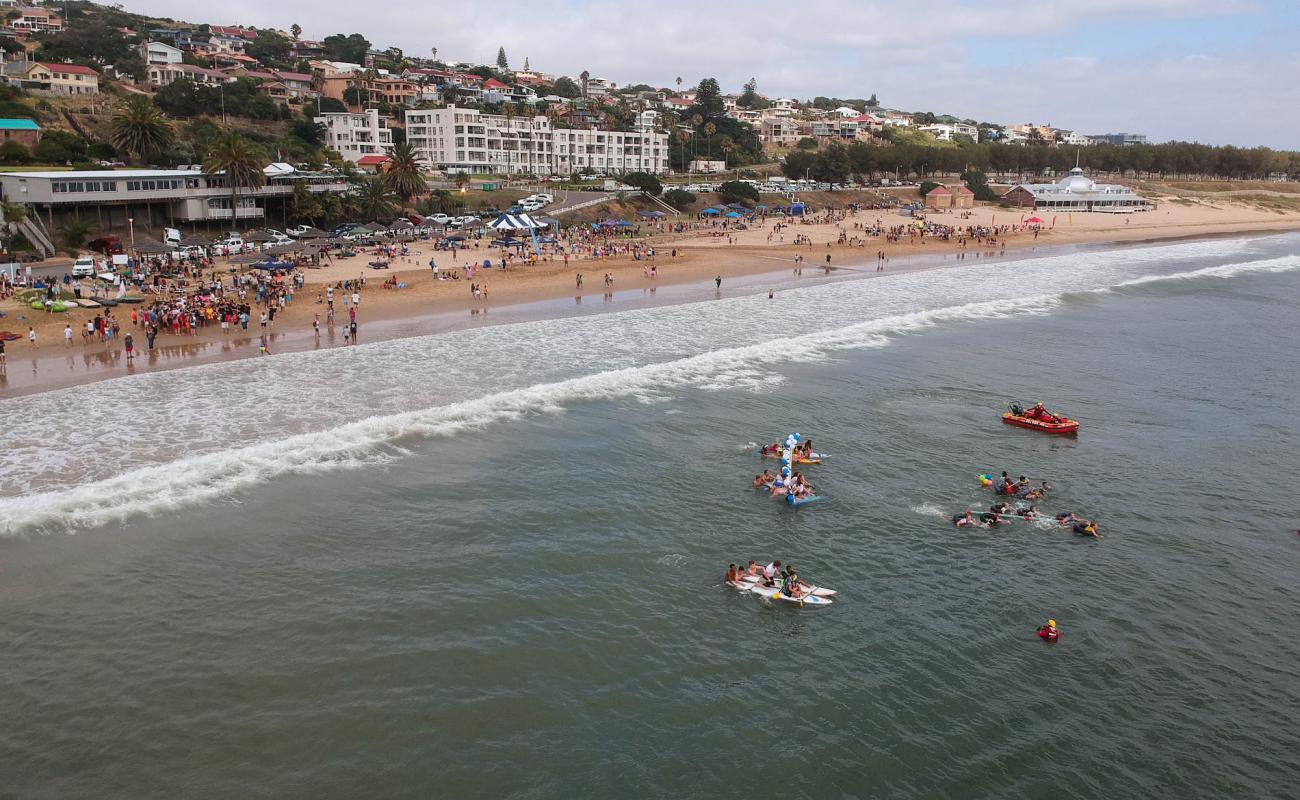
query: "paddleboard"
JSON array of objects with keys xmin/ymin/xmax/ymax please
[
  {"xmin": 77, "ymin": 299, "xmax": 101, "ymax": 307},
  {"xmin": 739, "ymin": 575, "xmax": 835, "ymax": 597},
  {"xmin": 748, "ymin": 585, "xmax": 833, "ymax": 606},
  {"xmin": 786, "ymin": 494, "xmax": 824, "ymax": 507}
]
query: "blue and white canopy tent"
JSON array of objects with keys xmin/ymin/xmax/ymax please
[{"xmin": 487, "ymin": 213, "xmax": 547, "ymax": 254}]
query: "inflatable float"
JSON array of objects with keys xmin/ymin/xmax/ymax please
[
  {"xmin": 738, "ymin": 575, "xmax": 836, "ymax": 597},
  {"xmin": 786, "ymin": 494, "xmax": 824, "ymax": 507},
  {"xmin": 1001, "ymin": 412, "xmax": 1079, "ymax": 435}
]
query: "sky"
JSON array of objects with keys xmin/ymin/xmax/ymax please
[{"xmin": 130, "ymin": 0, "xmax": 1300, "ymax": 148}]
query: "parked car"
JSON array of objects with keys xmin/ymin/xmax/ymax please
[
  {"xmin": 427, "ymin": 213, "xmax": 451, "ymax": 225},
  {"xmin": 88, "ymin": 236, "xmax": 124, "ymax": 256},
  {"xmin": 174, "ymin": 245, "xmax": 207, "ymax": 261},
  {"xmin": 264, "ymin": 229, "xmax": 294, "ymax": 245},
  {"xmin": 286, "ymin": 225, "xmax": 315, "ymax": 238},
  {"xmin": 72, "ymin": 255, "xmax": 98, "ymax": 277},
  {"xmin": 212, "ymin": 234, "xmax": 244, "ymax": 254}
]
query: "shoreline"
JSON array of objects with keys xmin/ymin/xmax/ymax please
[{"xmin": 2, "ymin": 207, "xmax": 1299, "ymax": 399}]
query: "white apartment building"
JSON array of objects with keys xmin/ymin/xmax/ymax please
[
  {"xmin": 315, "ymin": 109, "xmax": 395, "ymax": 164},
  {"xmin": 405, "ymin": 105, "xmax": 669, "ymax": 176}
]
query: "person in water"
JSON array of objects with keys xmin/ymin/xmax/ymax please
[
  {"xmin": 990, "ymin": 501, "xmax": 1011, "ymax": 515},
  {"xmin": 760, "ymin": 469, "xmax": 774, "ymax": 484},
  {"xmin": 1073, "ymin": 520, "xmax": 1100, "ymax": 538},
  {"xmin": 952, "ymin": 510, "xmax": 976, "ymax": 528},
  {"xmin": 1017, "ymin": 505, "xmax": 1039, "ymax": 519},
  {"xmin": 781, "ymin": 566, "xmax": 806, "ymax": 598},
  {"xmin": 1055, "ymin": 512, "xmax": 1078, "ymax": 525},
  {"xmin": 752, "ymin": 474, "xmax": 767, "ymax": 489},
  {"xmin": 1037, "ymin": 619, "xmax": 1060, "ymax": 641},
  {"xmin": 1023, "ymin": 481, "xmax": 1051, "ymax": 501},
  {"xmin": 980, "ymin": 511, "xmax": 1003, "ymax": 526}
]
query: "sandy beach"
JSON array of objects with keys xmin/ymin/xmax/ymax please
[{"xmin": 3, "ymin": 199, "xmax": 1299, "ymax": 397}]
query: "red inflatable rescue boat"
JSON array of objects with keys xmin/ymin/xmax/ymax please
[{"xmin": 1001, "ymin": 412, "xmax": 1079, "ymax": 435}]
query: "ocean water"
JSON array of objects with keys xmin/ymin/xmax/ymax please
[{"xmin": 2, "ymin": 234, "xmax": 1299, "ymax": 798}]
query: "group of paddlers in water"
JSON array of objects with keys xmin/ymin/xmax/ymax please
[
  {"xmin": 953, "ymin": 470, "xmax": 1100, "ymax": 537},
  {"xmin": 753, "ymin": 438, "xmax": 821, "ymax": 500}
]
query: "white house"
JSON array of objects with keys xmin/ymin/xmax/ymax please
[
  {"xmin": 141, "ymin": 41, "xmax": 184, "ymax": 66},
  {"xmin": 918, "ymin": 122, "xmax": 978, "ymax": 142}
]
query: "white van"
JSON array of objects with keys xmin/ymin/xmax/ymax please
[{"xmin": 72, "ymin": 255, "xmax": 97, "ymax": 277}]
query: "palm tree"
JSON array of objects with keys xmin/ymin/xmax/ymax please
[
  {"xmin": 384, "ymin": 142, "xmax": 426, "ymax": 202},
  {"xmin": 291, "ymin": 180, "xmax": 323, "ymax": 225},
  {"xmin": 58, "ymin": 218, "xmax": 98, "ymax": 251},
  {"xmin": 703, "ymin": 121, "xmax": 717, "ymax": 159},
  {"xmin": 579, "ymin": 70, "xmax": 590, "ymax": 99},
  {"xmin": 501, "ymin": 103, "xmax": 517, "ymax": 176},
  {"xmin": 719, "ymin": 135, "xmax": 735, "ymax": 167},
  {"xmin": 675, "ymin": 76, "xmax": 682, "ymax": 93},
  {"xmin": 355, "ymin": 177, "xmax": 398, "ymax": 221},
  {"xmin": 110, "ymin": 95, "xmax": 172, "ymax": 164},
  {"xmin": 1, "ymin": 198, "xmax": 29, "ymax": 255},
  {"xmin": 202, "ymin": 130, "xmax": 267, "ymax": 230}
]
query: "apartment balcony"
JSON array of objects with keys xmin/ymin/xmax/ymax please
[{"xmin": 206, "ymin": 206, "xmax": 264, "ymax": 219}]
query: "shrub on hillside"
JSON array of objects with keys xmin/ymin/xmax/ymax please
[
  {"xmin": 718, "ymin": 180, "xmax": 759, "ymax": 205},
  {"xmin": 663, "ymin": 188, "xmax": 695, "ymax": 209}
]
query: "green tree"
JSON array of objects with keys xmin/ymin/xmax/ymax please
[
  {"xmin": 354, "ymin": 176, "xmax": 398, "ymax": 221},
  {"xmin": 795, "ymin": 137, "xmax": 819, "ymax": 151},
  {"xmin": 384, "ymin": 142, "xmax": 426, "ymax": 202},
  {"xmin": 343, "ymin": 85, "xmax": 367, "ymax": 107},
  {"xmin": 110, "ymin": 95, "xmax": 173, "ymax": 163},
  {"xmin": 718, "ymin": 180, "xmax": 758, "ymax": 205},
  {"xmin": 36, "ymin": 21, "xmax": 145, "ymax": 79},
  {"xmin": 496, "ymin": 46, "xmax": 509, "ymax": 70},
  {"xmin": 622, "ymin": 171, "xmax": 662, "ymax": 196},
  {"xmin": 961, "ymin": 169, "xmax": 999, "ymax": 201},
  {"xmin": 246, "ymin": 30, "xmax": 292, "ymax": 66},
  {"xmin": 317, "ymin": 97, "xmax": 348, "ymax": 113},
  {"xmin": 0, "ymin": 139, "xmax": 28, "ymax": 164},
  {"xmin": 694, "ymin": 77, "xmax": 724, "ymax": 118},
  {"xmin": 33, "ymin": 130, "xmax": 88, "ymax": 163},
  {"xmin": 551, "ymin": 76, "xmax": 581, "ymax": 98},
  {"xmin": 202, "ymin": 130, "xmax": 267, "ymax": 230},
  {"xmin": 322, "ymin": 33, "xmax": 371, "ymax": 64},
  {"xmin": 662, "ymin": 188, "xmax": 695, "ymax": 210},
  {"xmin": 290, "ymin": 23, "xmax": 302, "ymax": 40}
]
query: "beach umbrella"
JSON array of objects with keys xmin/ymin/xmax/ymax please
[
  {"xmin": 389, "ymin": 219, "xmax": 414, "ymax": 230},
  {"xmin": 228, "ymin": 252, "xmax": 265, "ymax": 264},
  {"xmin": 264, "ymin": 243, "xmax": 303, "ymax": 255},
  {"xmin": 701, "ymin": 208, "xmax": 720, "ymax": 216},
  {"xmin": 724, "ymin": 211, "xmax": 742, "ymax": 218},
  {"xmin": 180, "ymin": 233, "xmax": 210, "ymax": 246},
  {"xmin": 1026, "ymin": 216, "xmax": 1044, "ymax": 224},
  {"xmin": 362, "ymin": 222, "xmax": 387, "ymax": 232},
  {"xmin": 133, "ymin": 238, "xmax": 168, "ymax": 254},
  {"xmin": 243, "ymin": 230, "xmax": 274, "ymax": 243},
  {"xmin": 296, "ymin": 227, "xmax": 328, "ymax": 239}
]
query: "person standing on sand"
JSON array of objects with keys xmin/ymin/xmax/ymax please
[
  {"xmin": 28, "ymin": 327, "xmax": 35, "ymax": 346},
  {"xmin": 64, "ymin": 324, "xmax": 72, "ymax": 346}
]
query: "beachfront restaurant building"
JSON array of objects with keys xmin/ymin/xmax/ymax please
[
  {"xmin": 1002, "ymin": 168, "xmax": 1149, "ymax": 212},
  {"xmin": 406, "ymin": 105, "xmax": 670, "ymax": 176},
  {"xmin": 0, "ymin": 165, "xmax": 350, "ymax": 233}
]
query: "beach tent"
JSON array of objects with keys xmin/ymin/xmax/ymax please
[
  {"xmin": 487, "ymin": 212, "xmax": 545, "ymax": 254},
  {"xmin": 725, "ymin": 203, "xmax": 748, "ymax": 210},
  {"xmin": 1026, "ymin": 217, "xmax": 1044, "ymax": 224},
  {"xmin": 701, "ymin": 208, "xmax": 721, "ymax": 216},
  {"xmin": 488, "ymin": 213, "xmax": 544, "ymax": 231},
  {"xmin": 636, "ymin": 210, "xmax": 667, "ymax": 218},
  {"xmin": 724, "ymin": 211, "xmax": 742, "ymax": 218},
  {"xmin": 252, "ymin": 260, "xmax": 295, "ymax": 272},
  {"xmin": 789, "ymin": 203, "xmax": 807, "ymax": 217},
  {"xmin": 755, "ymin": 204, "xmax": 768, "ymax": 210}
]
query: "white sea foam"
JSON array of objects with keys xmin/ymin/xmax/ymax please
[{"xmin": 2, "ymin": 236, "xmax": 1297, "ymax": 534}]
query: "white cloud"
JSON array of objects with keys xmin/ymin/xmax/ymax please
[{"xmin": 124, "ymin": 0, "xmax": 1292, "ymax": 146}]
